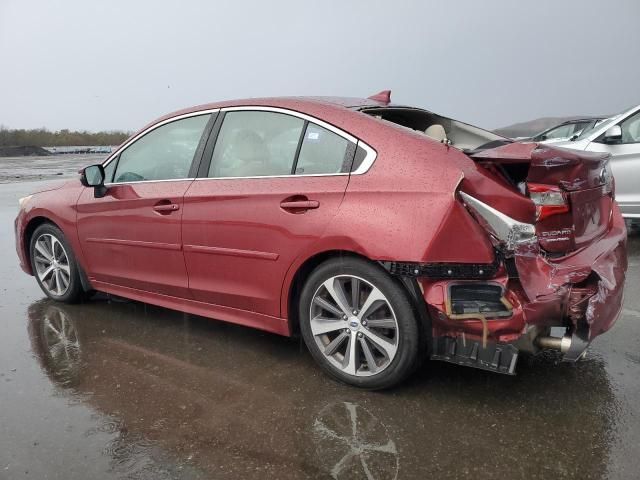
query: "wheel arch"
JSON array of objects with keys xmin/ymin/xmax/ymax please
[
  {"xmin": 284, "ymin": 249, "xmax": 431, "ymax": 350},
  {"xmin": 285, "ymin": 250, "xmax": 357, "ymax": 336},
  {"xmin": 23, "ymin": 216, "xmax": 60, "ymax": 274},
  {"xmin": 24, "ymin": 216, "xmax": 93, "ymax": 292}
]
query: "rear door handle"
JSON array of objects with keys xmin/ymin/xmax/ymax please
[{"xmin": 280, "ymin": 200, "xmax": 320, "ymax": 211}]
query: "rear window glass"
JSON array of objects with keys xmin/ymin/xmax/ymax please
[{"xmin": 294, "ymin": 123, "xmax": 353, "ymax": 175}]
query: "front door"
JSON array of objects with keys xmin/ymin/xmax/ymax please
[
  {"xmin": 77, "ymin": 113, "xmax": 212, "ymax": 297},
  {"xmin": 182, "ymin": 109, "xmax": 358, "ymax": 317}
]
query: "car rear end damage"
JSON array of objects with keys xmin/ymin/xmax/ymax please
[{"xmin": 384, "ymin": 142, "xmax": 627, "ymax": 374}]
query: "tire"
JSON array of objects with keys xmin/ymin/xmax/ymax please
[
  {"xmin": 299, "ymin": 257, "xmax": 422, "ymax": 389},
  {"xmin": 29, "ymin": 223, "xmax": 83, "ymax": 303}
]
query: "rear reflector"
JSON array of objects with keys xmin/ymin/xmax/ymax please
[{"xmin": 528, "ymin": 183, "xmax": 569, "ymax": 221}]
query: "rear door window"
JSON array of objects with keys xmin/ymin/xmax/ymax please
[
  {"xmin": 206, "ymin": 110, "xmax": 359, "ymax": 178},
  {"xmin": 294, "ymin": 123, "xmax": 354, "ymax": 175},
  {"xmin": 207, "ymin": 111, "xmax": 304, "ymax": 178}
]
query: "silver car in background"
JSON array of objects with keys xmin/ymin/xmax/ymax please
[
  {"xmin": 555, "ymin": 104, "xmax": 640, "ymax": 219},
  {"xmin": 528, "ymin": 117, "xmax": 606, "ymax": 144}
]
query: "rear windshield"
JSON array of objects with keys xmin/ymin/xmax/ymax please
[{"xmin": 361, "ymin": 107, "xmax": 505, "ymax": 152}]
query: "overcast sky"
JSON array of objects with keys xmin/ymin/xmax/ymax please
[{"xmin": 1, "ymin": 0, "xmax": 638, "ymax": 132}]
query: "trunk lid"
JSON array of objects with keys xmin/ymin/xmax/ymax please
[{"xmin": 471, "ymin": 143, "xmax": 614, "ymax": 254}]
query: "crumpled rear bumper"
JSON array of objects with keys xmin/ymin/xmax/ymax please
[
  {"xmin": 514, "ymin": 204, "xmax": 627, "ymax": 343},
  {"xmin": 422, "ymin": 204, "xmax": 627, "ymax": 369}
]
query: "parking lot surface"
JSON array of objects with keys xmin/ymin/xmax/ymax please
[{"xmin": 1, "ymin": 178, "xmax": 639, "ymax": 480}]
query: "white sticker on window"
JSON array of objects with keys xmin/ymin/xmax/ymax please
[{"xmin": 308, "ymin": 132, "xmax": 320, "ymax": 140}]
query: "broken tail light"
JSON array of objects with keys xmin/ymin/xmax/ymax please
[
  {"xmin": 527, "ymin": 183, "xmax": 569, "ymax": 221},
  {"xmin": 458, "ymin": 192, "xmax": 536, "ymax": 250}
]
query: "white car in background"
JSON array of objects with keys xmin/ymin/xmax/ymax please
[
  {"xmin": 555, "ymin": 104, "xmax": 640, "ymax": 219},
  {"xmin": 527, "ymin": 117, "xmax": 607, "ymax": 144}
]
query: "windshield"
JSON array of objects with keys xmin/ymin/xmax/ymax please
[
  {"xmin": 574, "ymin": 110, "xmax": 628, "ymax": 141},
  {"xmin": 538, "ymin": 121, "xmax": 590, "ymax": 141}
]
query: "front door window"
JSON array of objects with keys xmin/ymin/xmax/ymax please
[{"xmin": 112, "ymin": 114, "xmax": 210, "ymax": 183}]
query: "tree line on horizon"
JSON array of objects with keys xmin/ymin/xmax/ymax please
[{"xmin": 0, "ymin": 127, "xmax": 131, "ymax": 147}]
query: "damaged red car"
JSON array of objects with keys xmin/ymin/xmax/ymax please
[{"xmin": 15, "ymin": 91, "xmax": 628, "ymax": 389}]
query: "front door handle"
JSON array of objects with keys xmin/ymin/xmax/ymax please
[{"xmin": 153, "ymin": 202, "xmax": 180, "ymax": 213}]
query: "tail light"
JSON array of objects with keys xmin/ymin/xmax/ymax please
[
  {"xmin": 458, "ymin": 192, "xmax": 536, "ymax": 250},
  {"xmin": 527, "ymin": 183, "xmax": 569, "ymax": 221}
]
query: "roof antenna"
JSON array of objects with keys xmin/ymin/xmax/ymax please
[{"xmin": 367, "ymin": 90, "xmax": 391, "ymax": 104}]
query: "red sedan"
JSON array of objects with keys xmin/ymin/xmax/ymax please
[{"xmin": 15, "ymin": 91, "xmax": 627, "ymax": 388}]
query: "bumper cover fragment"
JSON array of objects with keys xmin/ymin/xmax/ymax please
[{"xmin": 431, "ymin": 336, "xmax": 519, "ymax": 375}]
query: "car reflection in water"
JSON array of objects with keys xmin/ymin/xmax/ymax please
[
  {"xmin": 313, "ymin": 402, "xmax": 399, "ymax": 479},
  {"xmin": 27, "ymin": 298, "xmax": 617, "ymax": 479}
]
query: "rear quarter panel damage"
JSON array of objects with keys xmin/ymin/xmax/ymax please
[{"xmin": 279, "ymin": 120, "xmax": 505, "ymax": 320}]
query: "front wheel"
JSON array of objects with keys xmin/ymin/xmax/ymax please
[
  {"xmin": 299, "ymin": 257, "xmax": 421, "ymax": 389},
  {"xmin": 30, "ymin": 223, "xmax": 83, "ymax": 303}
]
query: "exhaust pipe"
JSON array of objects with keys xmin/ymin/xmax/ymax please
[{"xmin": 536, "ymin": 335, "xmax": 572, "ymax": 353}]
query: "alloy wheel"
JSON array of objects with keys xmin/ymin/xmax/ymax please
[
  {"xmin": 33, "ymin": 233, "xmax": 71, "ymax": 296},
  {"xmin": 309, "ymin": 275, "xmax": 399, "ymax": 377}
]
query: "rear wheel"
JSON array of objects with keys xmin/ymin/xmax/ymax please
[
  {"xmin": 30, "ymin": 223, "xmax": 83, "ymax": 303},
  {"xmin": 299, "ymin": 257, "xmax": 421, "ymax": 389}
]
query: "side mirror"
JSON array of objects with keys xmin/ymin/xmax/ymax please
[
  {"xmin": 602, "ymin": 125, "xmax": 622, "ymax": 143},
  {"xmin": 80, "ymin": 164, "xmax": 107, "ymax": 198}
]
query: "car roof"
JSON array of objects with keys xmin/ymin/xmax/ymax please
[
  {"xmin": 126, "ymin": 94, "xmax": 506, "ymax": 154},
  {"xmin": 158, "ymin": 95, "xmax": 404, "ymax": 119},
  {"xmin": 134, "ymin": 95, "xmax": 414, "ymax": 140}
]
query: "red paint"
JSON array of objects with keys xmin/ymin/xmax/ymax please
[
  {"xmin": 181, "ymin": 175, "xmax": 349, "ymax": 316},
  {"xmin": 367, "ymin": 90, "xmax": 392, "ymax": 104},
  {"xmin": 76, "ymin": 181, "xmax": 193, "ymax": 298},
  {"xmin": 182, "ymin": 244, "xmax": 280, "ymax": 261},
  {"xmin": 14, "ymin": 96, "xmax": 627, "ymax": 353}
]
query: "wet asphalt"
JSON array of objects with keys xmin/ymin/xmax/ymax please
[
  {"xmin": 1, "ymin": 168, "xmax": 639, "ymax": 480},
  {"xmin": 0, "ymin": 154, "xmax": 106, "ymax": 184}
]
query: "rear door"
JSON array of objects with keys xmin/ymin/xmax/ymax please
[
  {"xmin": 181, "ymin": 107, "xmax": 359, "ymax": 317},
  {"xmin": 77, "ymin": 112, "xmax": 213, "ymax": 297},
  {"xmin": 585, "ymin": 110, "xmax": 640, "ymax": 217}
]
